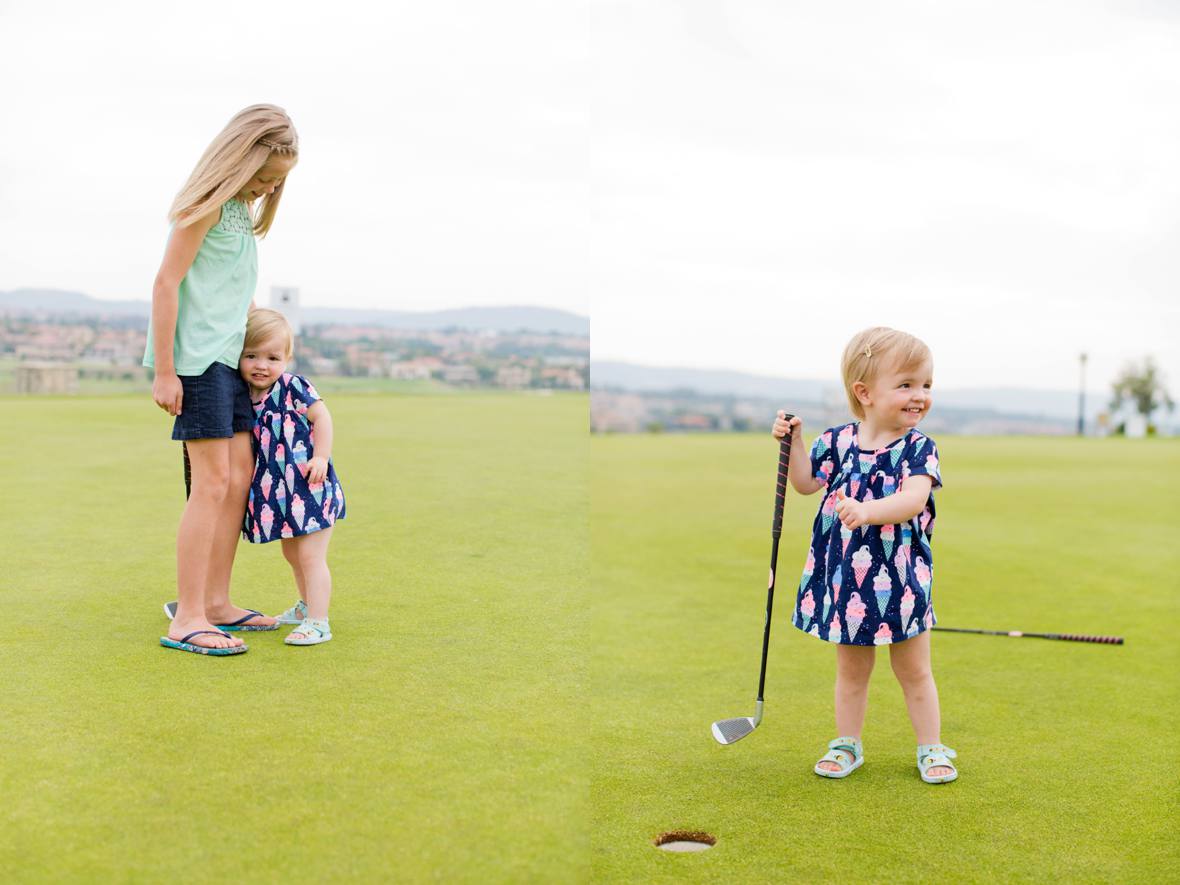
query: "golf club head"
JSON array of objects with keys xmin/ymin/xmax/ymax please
[{"xmin": 711, "ymin": 716, "xmax": 757, "ymax": 745}]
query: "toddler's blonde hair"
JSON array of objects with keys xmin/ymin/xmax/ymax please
[
  {"xmin": 244, "ymin": 308, "xmax": 294, "ymax": 359},
  {"xmin": 841, "ymin": 327, "xmax": 932, "ymax": 419},
  {"xmin": 169, "ymin": 104, "xmax": 298, "ymax": 237}
]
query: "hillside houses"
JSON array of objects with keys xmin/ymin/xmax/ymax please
[{"xmin": 1, "ymin": 315, "xmax": 589, "ymax": 393}]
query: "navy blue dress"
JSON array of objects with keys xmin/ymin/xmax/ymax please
[
  {"xmin": 242, "ymin": 372, "xmax": 346, "ymax": 543},
  {"xmin": 793, "ymin": 423, "xmax": 942, "ymax": 645}
]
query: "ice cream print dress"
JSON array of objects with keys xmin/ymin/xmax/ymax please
[
  {"xmin": 243, "ymin": 373, "xmax": 346, "ymax": 543},
  {"xmin": 794, "ymin": 423, "xmax": 942, "ymax": 645}
]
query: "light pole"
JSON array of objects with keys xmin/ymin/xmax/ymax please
[{"xmin": 1077, "ymin": 353, "xmax": 1087, "ymax": 436}]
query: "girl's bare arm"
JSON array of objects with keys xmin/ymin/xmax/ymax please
[
  {"xmin": 772, "ymin": 412, "xmax": 825, "ymax": 496},
  {"xmin": 305, "ymin": 401, "xmax": 333, "ymax": 460},
  {"xmin": 846, "ymin": 475, "xmax": 933, "ymax": 526},
  {"xmin": 150, "ymin": 210, "xmax": 220, "ymax": 414},
  {"xmin": 871, "ymin": 475, "xmax": 933, "ymax": 524},
  {"xmin": 304, "ymin": 400, "xmax": 334, "ymax": 484}
]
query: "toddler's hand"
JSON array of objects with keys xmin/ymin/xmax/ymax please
[
  {"xmin": 305, "ymin": 456, "xmax": 329, "ymax": 484},
  {"xmin": 771, "ymin": 411, "xmax": 801, "ymax": 441},
  {"xmin": 835, "ymin": 487, "xmax": 871, "ymax": 530}
]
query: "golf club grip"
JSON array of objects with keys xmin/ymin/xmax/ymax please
[
  {"xmin": 1055, "ymin": 633, "xmax": 1124, "ymax": 644},
  {"xmin": 772, "ymin": 413, "xmax": 795, "ymax": 537}
]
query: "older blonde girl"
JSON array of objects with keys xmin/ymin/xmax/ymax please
[{"xmin": 146, "ymin": 104, "xmax": 298, "ymax": 655}]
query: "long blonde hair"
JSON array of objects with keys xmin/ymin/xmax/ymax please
[
  {"xmin": 841, "ymin": 327, "xmax": 932, "ymax": 419},
  {"xmin": 169, "ymin": 104, "xmax": 298, "ymax": 237}
]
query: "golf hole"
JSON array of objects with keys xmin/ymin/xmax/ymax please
[{"xmin": 654, "ymin": 831, "xmax": 717, "ymax": 853}]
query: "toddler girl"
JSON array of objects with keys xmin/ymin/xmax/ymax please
[
  {"xmin": 771, "ymin": 326, "xmax": 957, "ymax": 784},
  {"xmin": 240, "ymin": 309, "xmax": 346, "ymax": 646},
  {"xmin": 148, "ymin": 104, "xmax": 298, "ymax": 655}
]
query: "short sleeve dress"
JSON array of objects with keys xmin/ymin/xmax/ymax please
[
  {"xmin": 243, "ymin": 372, "xmax": 346, "ymax": 543},
  {"xmin": 794, "ymin": 422, "xmax": 942, "ymax": 645}
]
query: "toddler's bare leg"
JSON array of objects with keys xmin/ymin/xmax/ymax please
[
  {"xmin": 889, "ymin": 631, "xmax": 952, "ymax": 776},
  {"xmin": 281, "ymin": 538, "xmax": 309, "ymax": 604},
  {"xmin": 288, "ymin": 526, "xmax": 333, "ymax": 621},
  {"xmin": 819, "ymin": 644, "xmax": 875, "ymax": 771}
]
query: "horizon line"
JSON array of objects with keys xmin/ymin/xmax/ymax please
[
  {"xmin": 590, "ymin": 359, "xmax": 1119, "ymax": 396},
  {"xmin": 0, "ymin": 288, "xmax": 590, "ymax": 321}
]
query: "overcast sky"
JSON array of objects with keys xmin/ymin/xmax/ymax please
[
  {"xmin": 3, "ymin": 2, "xmax": 1177, "ymax": 393},
  {"xmin": 591, "ymin": 1, "xmax": 1180, "ymax": 392},
  {"xmin": 0, "ymin": 0, "xmax": 588, "ymax": 316}
]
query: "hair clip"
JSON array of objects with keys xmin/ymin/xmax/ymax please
[
  {"xmin": 258, "ymin": 138, "xmax": 296, "ymax": 153},
  {"xmin": 863, "ymin": 347, "xmax": 872, "ymax": 358}
]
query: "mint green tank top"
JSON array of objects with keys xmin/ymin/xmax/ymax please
[{"xmin": 143, "ymin": 199, "xmax": 258, "ymax": 375}]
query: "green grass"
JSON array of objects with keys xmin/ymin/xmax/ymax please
[
  {"xmin": 0, "ymin": 392, "xmax": 588, "ymax": 882},
  {"xmin": 0, "ymin": 358, "xmax": 484, "ymax": 395},
  {"xmin": 590, "ymin": 434, "xmax": 1179, "ymax": 883},
  {"xmin": 5, "ymin": 411, "xmax": 1176, "ymax": 881}
]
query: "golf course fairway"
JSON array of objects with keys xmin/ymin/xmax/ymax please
[
  {"xmin": 2, "ymin": 392, "xmax": 588, "ymax": 882},
  {"xmin": 590, "ymin": 432, "xmax": 1177, "ymax": 883}
]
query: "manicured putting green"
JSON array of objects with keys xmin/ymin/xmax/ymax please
[
  {"xmin": 1, "ymin": 392, "xmax": 588, "ymax": 882},
  {"xmin": 591, "ymin": 433, "xmax": 1178, "ymax": 883}
]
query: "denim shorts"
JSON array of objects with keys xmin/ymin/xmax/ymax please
[{"xmin": 171, "ymin": 361, "xmax": 255, "ymax": 441}]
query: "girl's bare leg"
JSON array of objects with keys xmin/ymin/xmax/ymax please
[
  {"xmin": 818, "ymin": 643, "xmax": 875, "ymax": 771},
  {"xmin": 287, "ymin": 527, "xmax": 333, "ymax": 624},
  {"xmin": 281, "ymin": 538, "xmax": 309, "ymax": 604},
  {"xmin": 171, "ymin": 438, "xmax": 240, "ymax": 649},
  {"xmin": 202, "ymin": 432, "xmax": 276, "ymax": 626},
  {"xmin": 889, "ymin": 631, "xmax": 952, "ymax": 776}
]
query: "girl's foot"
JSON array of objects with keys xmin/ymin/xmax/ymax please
[
  {"xmin": 814, "ymin": 737, "xmax": 864, "ymax": 778},
  {"xmin": 206, "ymin": 604, "xmax": 278, "ymax": 629},
  {"xmin": 285, "ymin": 618, "xmax": 331, "ymax": 646},
  {"xmin": 917, "ymin": 744, "xmax": 958, "ymax": 783},
  {"xmin": 275, "ymin": 600, "xmax": 308, "ymax": 624},
  {"xmin": 166, "ymin": 620, "xmax": 243, "ymax": 650}
]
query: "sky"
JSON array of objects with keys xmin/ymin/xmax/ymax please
[
  {"xmin": 2, "ymin": 1, "xmax": 1177, "ymax": 394},
  {"xmin": 590, "ymin": 1, "xmax": 1180, "ymax": 393},
  {"xmin": 0, "ymin": 0, "xmax": 588, "ymax": 316}
]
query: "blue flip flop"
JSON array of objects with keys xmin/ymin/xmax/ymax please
[
  {"xmin": 160, "ymin": 630, "xmax": 248, "ymax": 656},
  {"xmin": 216, "ymin": 610, "xmax": 278, "ymax": 632},
  {"xmin": 163, "ymin": 603, "xmax": 278, "ymax": 631}
]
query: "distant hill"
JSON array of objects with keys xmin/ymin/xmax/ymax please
[
  {"xmin": 592, "ymin": 361, "xmax": 829, "ymax": 402},
  {"xmin": 591, "ymin": 360, "xmax": 1104, "ymax": 421},
  {"xmin": 0, "ymin": 289, "xmax": 150, "ymax": 317},
  {"xmin": 299, "ymin": 305, "xmax": 588, "ymax": 335},
  {"xmin": 0, "ymin": 289, "xmax": 589, "ymax": 335}
]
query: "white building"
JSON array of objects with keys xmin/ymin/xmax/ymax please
[{"xmin": 270, "ymin": 286, "xmax": 301, "ymax": 334}]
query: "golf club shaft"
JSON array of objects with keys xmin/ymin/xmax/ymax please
[
  {"xmin": 932, "ymin": 626, "xmax": 1123, "ymax": 645},
  {"xmin": 183, "ymin": 441, "xmax": 191, "ymax": 500},
  {"xmin": 756, "ymin": 414, "xmax": 794, "ymax": 703}
]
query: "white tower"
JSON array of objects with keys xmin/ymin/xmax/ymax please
[{"xmin": 270, "ymin": 286, "xmax": 301, "ymax": 334}]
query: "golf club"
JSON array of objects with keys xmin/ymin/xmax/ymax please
[
  {"xmin": 162, "ymin": 445, "xmax": 193, "ymax": 618},
  {"xmin": 711, "ymin": 412, "xmax": 794, "ymax": 745},
  {"xmin": 933, "ymin": 626, "xmax": 1123, "ymax": 644}
]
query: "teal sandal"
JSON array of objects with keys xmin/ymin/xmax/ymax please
[
  {"xmin": 275, "ymin": 600, "xmax": 308, "ymax": 625},
  {"xmin": 814, "ymin": 736, "xmax": 863, "ymax": 779},
  {"xmin": 917, "ymin": 744, "xmax": 958, "ymax": 784},
  {"xmin": 285, "ymin": 617, "xmax": 332, "ymax": 646}
]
